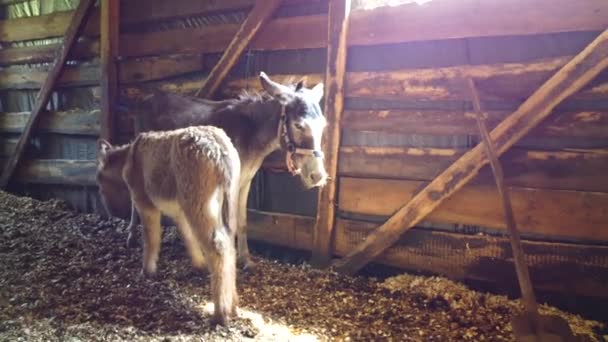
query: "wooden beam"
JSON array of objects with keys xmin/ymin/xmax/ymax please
[
  {"xmin": 333, "ymin": 29, "xmax": 608, "ymax": 275},
  {"xmin": 311, "ymin": 0, "xmax": 351, "ymax": 267},
  {"xmin": 195, "ymin": 0, "xmax": 282, "ymax": 99},
  {"xmin": 0, "ymin": 110, "xmax": 100, "ymax": 135},
  {"xmin": 0, "ymin": 0, "xmax": 97, "ymax": 190},
  {"xmin": 338, "ymin": 146, "xmax": 608, "ymax": 192},
  {"xmin": 100, "ymin": 0, "xmax": 120, "ymax": 142}
]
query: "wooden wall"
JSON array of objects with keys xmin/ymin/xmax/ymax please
[{"xmin": 1, "ymin": 0, "xmax": 608, "ymax": 298}]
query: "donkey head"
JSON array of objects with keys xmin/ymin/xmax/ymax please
[
  {"xmin": 96, "ymin": 139, "xmax": 132, "ymax": 219},
  {"xmin": 259, "ymin": 72, "xmax": 328, "ymax": 189}
]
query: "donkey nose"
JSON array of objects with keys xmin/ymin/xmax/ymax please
[{"xmin": 310, "ymin": 172, "xmax": 324, "ymax": 184}]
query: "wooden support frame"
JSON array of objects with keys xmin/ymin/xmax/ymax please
[
  {"xmin": 100, "ymin": 0, "xmax": 120, "ymax": 142},
  {"xmin": 195, "ymin": 0, "xmax": 282, "ymax": 99},
  {"xmin": 311, "ymin": 0, "xmax": 351, "ymax": 267},
  {"xmin": 0, "ymin": 0, "xmax": 97, "ymax": 189},
  {"xmin": 333, "ymin": 29, "xmax": 608, "ymax": 276}
]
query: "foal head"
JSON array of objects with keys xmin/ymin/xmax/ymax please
[
  {"xmin": 259, "ymin": 72, "xmax": 328, "ymax": 189},
  {"xmin": 96, "ymin": 140, "xmax": 132, "ymax": 219}
]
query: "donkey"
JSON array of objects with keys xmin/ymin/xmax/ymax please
[
  {"xmin": 96, "ymin": 126, "xmax": 240, "ymax": 326},
  {"xmin": 98, "ymin": 72, "xmax": 327, "ymax": 270}
]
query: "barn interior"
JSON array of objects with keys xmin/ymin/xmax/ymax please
[{"xmin": 1, "ymin": 0, "xmax": 608, "ymax": 340}]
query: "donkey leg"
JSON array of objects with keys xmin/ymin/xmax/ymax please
[
  {"xmin": 236, "ymin": 182, "xmax": 254, "ymax": 270},
  {"xmin": 126, "ymin": 201, "xmax": 141, "ymax": 248},
  {"xmin": 174, "ymin": 214, "xmax": 207, "ymax": 271},
  {"xmin": 137, "ymin": 205, "xmax": 162, "ymax": 276}
]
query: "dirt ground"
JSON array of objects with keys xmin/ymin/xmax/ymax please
[{"xmin": 0, "ymin": 190, "xmax": 606, "ymax": 341}]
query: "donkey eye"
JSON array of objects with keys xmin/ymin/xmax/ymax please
[{"xmin": 294, "ymin": 122, "xmax": 305, "ymax": 130}]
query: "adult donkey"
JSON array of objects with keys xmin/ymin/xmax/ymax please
[{"xmin": 99, "ymin": 72, "xmax": 327, "ymax": 270}]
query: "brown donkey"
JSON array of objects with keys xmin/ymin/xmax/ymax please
[
  {"xmin": 98, "ymin": 72, "xmax": 327, "ymax": 270},
  {"xmin": 96, "ymin": 126, "xmax": 240, "ymax": 326}
]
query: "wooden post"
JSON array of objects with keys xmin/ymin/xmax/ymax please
[
  {"xmin": 467, "ymin": 78, "xmax": 541, "ymax": 320},
  {"xmin": 311, "ymin": 0, "xmax": 351, "ymax": 268},
  {"xmin": 195, "ymin": 0, "xmax": 282, "ymax": 99},
  {"xmin": 100, "ymin": 0, "xmax": 120, "ymax": 142},
  {"xmin": 333, "ymin": 29, "xmax": 608, "ymax": 275},
  {"xmin": 0, "ymin": 0, "xmax": 97, "ymax": 189}
]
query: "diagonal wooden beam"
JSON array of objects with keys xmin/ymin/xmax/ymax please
[
  {"xmin": 333, "ymin": 29, "xmax": 608, "ymax": 276},
  {"xmin": 311, "ymin": 0, "xmax": 351, "ymax": 268},
  {"xmin": 0, "ymin": 0, "xmax": 97, "ymax": 190},
  {"xmin": 195, "ymin": 0, "xmax": 282, "ymax": 99}
]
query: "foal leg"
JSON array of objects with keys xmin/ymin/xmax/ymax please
[
  {"xmin": 126, "ymin": 201, "xmax": 141, "ymax": 248},
  {"xmin": 136, "ymin": 205, "xmax": 162, "ymax": 276},
  {"xmin": 186, "ymin": 207, "xmax": 237, "ymax": 326},
  {"xmin": 236, "ymin": 182, "xmax": 254, "ymax": 270},
  {"xmin": 174, "ymin": 214, "xmax": 207, "ymax": 271}
]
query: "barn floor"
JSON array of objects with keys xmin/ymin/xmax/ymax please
[{"xmin": 0, "ymin": 191, "xmax": 606, "ymax": 341}]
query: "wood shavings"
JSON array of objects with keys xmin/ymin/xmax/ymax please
[{"xmin": 0, "ymin": 190, "xmax": 605, "ymax": 341}]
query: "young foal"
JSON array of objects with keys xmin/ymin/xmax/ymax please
[
  {"xmin": 96, "ymin": 126, "xmax": 240, "ymax": 326},
  {"xmin": 98, "ymin": 72, "xmax": 327, "ymax": 270}
]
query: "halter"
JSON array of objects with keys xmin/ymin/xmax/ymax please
[{"xmin": 277, "ymin": 105, "xmax": 324, "ymax": 175}]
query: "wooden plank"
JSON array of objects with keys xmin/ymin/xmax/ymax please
[
  {"xmin": 0, "ymin": 110, "xmax": 100, "ymax": 135},
  {"xmin": 342, "ymin": 109, "xmax": 608, "ymax": 139},
  {"xmin": 100, "ymin": 0, "xmax": 119, "ymax": 142},
  {"xmin": 121, "ymin": 0, "xmax": 323, "ymax": 25},
  {"xmin": 338, "ymin": 146, "xmax": 608, "ymax": 192},
  {"xmin": 347, "ymin": 0, "xmax": 608, "ymax": 47},
  {"xmin": 344, "ymin": 57, "xmax": 608, "ymax": 101},
  {"xmin": 74, "ymin": 0, "xmax": 608, "ymax": 57},
  {"xmin": 0, "ymin": 137, "xmax": 18, "ymax": 157},
  {"xmin": 0, "ymin": 40, "xmax": 99, "ymax": 67},
  {"xmin": 0, "ymin": 0, "xmax": 97, "ymax": 190},
  {"xmin": 245, "ymin": 210, "xmax": 608, "ymax": 298},
  {"xmin": 247, "ymin": 209, "xmax": 313, "ymax": 251},
  {"xmin": 312, "ymin": 0, "xmax": 351, "ymax": 267},
  {"xmin": 0, "ymin": 159, "xmax": 97, "ymax": 185},
  {"xmin": 0, "ymin": 65, "xmax": 99, "ymax": 90},
  {"xmin": 119, "ymin": 54, "xmax": 205, "ymax": 84},
  {"xmin": 119, "ymin": 13, "xmax": 328, "ymax": 59},
  {"xmin": 144, "ymin": 57, "xmax": 607, "ymax": 100},
  {"xmin": 2, "ymin": 0, "xmax": 606, "ymax": 49},
  {"xmin": 338, "ymin": 177, "xmax": 608, "ymax": 242},
  {"xmin": 333, "ymin": 219, "xmax": 608, "ymax": 299},
  {"xmin": 333, "ymin": 30, "xmax": 608, "ymax": 275},
  {"xmin": 196, "ymin": 0, "xmax": 282, "ymax": 98},
  {"xmin": 0, "ymin": 10, "xmax": 99, "ymax": 43}
]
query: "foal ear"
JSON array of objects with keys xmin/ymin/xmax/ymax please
[
  {"xmin": 259, "ymin": 71, "xmax": 293, "ymax": 97},
  {"xmin": 310, "ymin": 83, "xmax": 324, "ymax": 103},
  {"xmin": 97, "ymin": 139, "xmax": 112, "ymax": 164}
]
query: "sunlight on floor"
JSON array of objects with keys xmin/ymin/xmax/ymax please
[{"xmin": 200, "ymin": 302, "xmax": 323, "ymax": 341}]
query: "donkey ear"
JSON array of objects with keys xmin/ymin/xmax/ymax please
[
  {"xmin": 294, "ymin": 77, "xmax": 306, "ymax": 92},
  {"xmin": 97, "ymin": 139, "xmax": 112, "ymax": 164},
  {"xmin": 310, "ymin": 83, "xmax": 324, "ymax": 103},
  {"xmin": 259, "ymin": 71, "xmax": 293, "ymax": 97}
]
